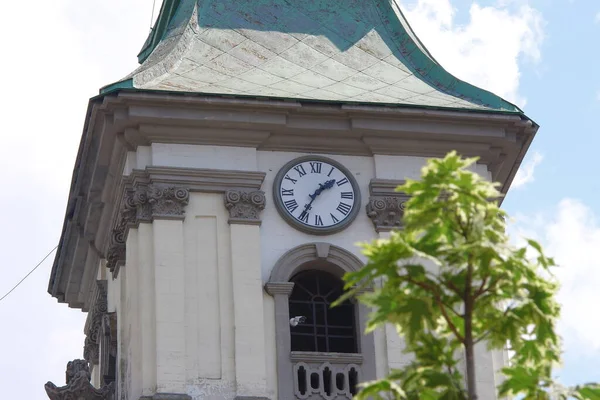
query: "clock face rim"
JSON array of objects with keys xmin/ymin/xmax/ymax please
[{"xmin": 272, "ymin": 155, "xmax": 362, "ymax": 235}]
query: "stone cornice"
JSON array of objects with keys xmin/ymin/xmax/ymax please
[{"xmin": 366, "ymin": 179, "xmax": 410, "ymax": 233}]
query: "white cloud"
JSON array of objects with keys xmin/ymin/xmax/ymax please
[
  {"xmin": 595, "ymin": 11, "xmax": 600, "ymax": 23},
  {"xmin": 512, "ymin": 151, "xmax": 543, "ymax": 188},
  {"xmin": 510, "ymin": 199, "xmax": 600, "ymax": 357},
  {"xmin": 401, "ymin": 0, "xmax": 545, "ymax": 107}
]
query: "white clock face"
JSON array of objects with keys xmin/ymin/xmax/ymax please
[{"xmin": 274, "ymin": 157, "xmax": 360, "ymax": 234}]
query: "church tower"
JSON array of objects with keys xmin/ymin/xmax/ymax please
[{"xmin": 45, "ymin": 1, "xmax": 537, "ymax": 399}]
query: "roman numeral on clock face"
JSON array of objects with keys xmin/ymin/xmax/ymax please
[
  {"xmin": 310, "ymin": 162, "xmax": 322, "ymax": 173},
  {"xmin": 284, "ymin": 175, "xmax": 297, "ymax": 184},
  {"xmin": 314, "ymin": 215, "xmax": 323, "ymax": 226},
  {"xmin": 330, "ymin": 213, "xmax": 339, "ymax": 224},
  {"xmin": 341, "ymin": 191, "xmax": 353, "ymax": 199},
  {"xmin": 293, "ymin": 164, "xmax": 307, "ymax": 177},
  {"xmin": 337, "ymin": 202, "xmax": 352, "ymax": 216},
  {"xmin": 299, "ymin": 210, "xmax": 310, "ymax": 223},
  {"xmin": 336, "ymin": 177, "xmax": 349, "ymax": 186},
  {"xmin": 281, "ymin": 188, "xmax": 294, "ymax": 196},
  {"xmin": 284, "ymin": 199, "xmax": 299, "ymax": 213}
]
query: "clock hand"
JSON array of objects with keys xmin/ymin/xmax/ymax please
[
  {"xmin": 308, "ymin": 179, "xmax": 336, "ymax": 200},
  {"xmin": 303, "ymin": 179, "xmax": 337, "ymax": 216}
]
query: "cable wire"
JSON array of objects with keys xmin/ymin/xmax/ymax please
[{"xmin": 0, "ymin": 245, "xmax": 58, "ymax": 303}]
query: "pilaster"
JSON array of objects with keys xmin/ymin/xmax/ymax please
[
  {"xmin": 153, "ymin": 216, "xmax": 187, "ymax": 393},
  {"xmin": 226, "ymin": 190, "xmax": 268, "ymax": 398}
]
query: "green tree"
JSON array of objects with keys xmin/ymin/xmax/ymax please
[{"xmin": 335, "ymin": 152, "xmax": 600, "ymax": 400}]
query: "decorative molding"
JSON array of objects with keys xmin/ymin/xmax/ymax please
[
  {"xmin": 265, "ymin": 282, "xmax": 295, "ymax": 296},
  {"xmin": 83, "ymin": 281, "xmax": 107, "ymax": 365},
  {"xmin": 44, "ymin": 359, "xmax": 114, "ymax": 400},
  {"xmin": 106, "ymin": 183, "xmax": 189, "ymax": 275},
  {"xmin": 290, "ymin": 351, "xmax": 363, "ymax": 364},
  {"xmin": 366, "ymin": 179, "xmax": 410, "ymax": 233},
  {"xmin": 105, "ymin": 167, "xmax": 266, "ymax": 277},
  {"xmin": 269, "ymin": 243, "xmax": 365, "ymax": 284},
  {"xmin": 369, "ymin": 179, "xmax": 406, "ymax": 196},
  {"xmin": 224, "ymin": 190, "xmax": 266, "ymax": 225}
]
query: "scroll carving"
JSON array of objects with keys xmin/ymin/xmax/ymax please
[
  {"xmin": 83, "ymin": 281, "xmax": 108, "ymax": 365},
  {"xmin": 366, "ymin": 196, "xmax": 408, "ymax": 232},
  {"xmin": 224, "ymin": 190, "xmax": 266, "ymax": 225},
  {"xmin": 106, "ymin": 185, "xmax": 190, "ymax": 274},
  {"xmin": 44, "ymin": 359, "xmax": 114, "ymax": 400}
]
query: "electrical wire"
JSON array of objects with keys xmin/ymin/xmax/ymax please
[{"xmin": 0, "ymin": 245, "xmax": 58, "ymax": 303}]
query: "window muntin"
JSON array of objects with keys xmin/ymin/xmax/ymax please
[{"xmin": 289, "ymin": 270, "xmax": 357, "ymax": 353}]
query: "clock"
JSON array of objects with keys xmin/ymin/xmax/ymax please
[{"xmin": 273, "ymin": 156, "xmax": 361, "ymax": 235}]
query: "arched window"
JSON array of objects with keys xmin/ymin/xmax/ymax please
[{"xmin": 289, "ymin": 270, "xmax": 357, "ymax": 353}]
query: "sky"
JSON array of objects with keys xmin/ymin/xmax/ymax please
[{"xmin": 0, "ymin": 0, "xmax": 598, "ymax": 397}]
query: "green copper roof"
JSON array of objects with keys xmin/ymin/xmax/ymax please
[{"xmin": 102, "ymin": 0, "xmax": 522, "ymax": 113}]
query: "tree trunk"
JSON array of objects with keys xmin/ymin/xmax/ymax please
[{"xmin": 465, "ymin": 263, "xmax": 478, "ymax": 400}]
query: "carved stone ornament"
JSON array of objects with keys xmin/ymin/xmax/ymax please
[
  {"xmin": 83, "ymin": 281, "xmax": 108, "ymax": 365},
  {"xmin": 224, "ymin": 190, "xmax": 266, "ymax": 225},
  {"xmin": 106, "ymin": 185, "xmax": 190, "ymax": 274},
  {"xmin": 366, "ymin": 195, "xmax": 409, "ymax": 232},
  {"xmin": 44, "ymin": 359, "xmax": 114, "ymax": 400}
]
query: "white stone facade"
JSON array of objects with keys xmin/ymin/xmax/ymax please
[{"xmin": 88, "ymin": 143, "xmax": 506, "ymax": 400}]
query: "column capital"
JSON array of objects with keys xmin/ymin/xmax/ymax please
[
  {"xmin": 106, "ymin": 184, "xmax": 189, "ymax": 275},
  {"xmin": 224, "ymin": 190, "xmax": 266, "ymax": 225},
  {"xmin": 366, "ymin": 179, "xmax": 410, "ymax": 233}
]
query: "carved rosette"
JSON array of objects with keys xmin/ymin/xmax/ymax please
[
  {"xmin": 366, "ymin": 195, "xmax": 409, "ymax": 232},
  {"xmin": 105, "ymin": 185, "xmax": 189, "ymax": 274},
  {"xmin": 44, "ymin": 359, "xmax": 114, "ymax": 400},
  {"xmin": 224, "ymin": 190, "xmax": 266, "ymax": 225},
  {"xmin": 83, "ymin": 281, "xmax": 108, "ymax": 366}
]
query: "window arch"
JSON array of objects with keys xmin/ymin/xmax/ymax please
[
  {"xmin": 289, "ymin": 270, "xmax": 357, "ymax": 353},
  {"xmin": 265, "ymin": 243, "xmax": 377, "ymax": 399}
]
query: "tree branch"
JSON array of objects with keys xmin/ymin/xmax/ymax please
[{"xmin": 403, "ymin": 276, "xmax": 465, "ymax": 343}]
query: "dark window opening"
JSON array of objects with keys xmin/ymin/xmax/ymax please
[{"xmin": 289, "ymin": 270, "xmax": 357, "ymax": 353}]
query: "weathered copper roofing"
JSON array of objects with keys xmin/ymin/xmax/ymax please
[{"xmin": 102, "ymin": 0, "xmax": 522, "ymax": 113}]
